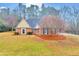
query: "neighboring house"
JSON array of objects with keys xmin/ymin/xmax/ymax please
[{"xmin": 16, "ymin": 17, "xmax": 32, "ymax": 34}]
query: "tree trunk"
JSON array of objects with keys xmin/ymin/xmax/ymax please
[{"xmin": 12, "ymin": 26, "xmax": 13, "ymax": 32}]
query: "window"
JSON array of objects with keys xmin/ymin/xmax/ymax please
[
  {"xmin": 22, "ymin": 29, "xmax": 25, "ymax": 33},
  {"xmin": 21, "ymin": 28, "xmax": 26, "ymax": 34},
  {"xmin": 43, "ymin": 28, "xmax": 48, "ymax": 35}
]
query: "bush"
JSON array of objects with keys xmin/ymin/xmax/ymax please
[
  {"xmin": 14, "ymin": 32, "xmax": 19, "ymax": 35},
  {"xmin": 27, "ymin": 32, "xmax": 32, "ymax": 35},
  {"xmin": 0, "ymin": 25, "xmax": 8, "ymax": 32}
]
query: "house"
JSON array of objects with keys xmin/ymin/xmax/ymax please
[
  {"xmin": 16, "ymin": 15, "xmax": 65, "ymax": 35},
  {"xmin": 16, "ymin": 17, "xmax": 32, "ymax": 34}
]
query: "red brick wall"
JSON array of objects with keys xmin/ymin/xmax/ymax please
[
  {"xmin": 16, "ymin": 28, "xmax": 32, "ymax": 34},
  {"xmin": 26, "ymin": 28, "xmax": 32, "ymax": 33},
  {"xmin": 48, "ymin": 29, "xmax": 52, "ymax": 35},
  {"xmin": 33, "ymin": 28, "xmax": 44, "ymax": 35},
  {"xmin": 32, "ymin": 29, "xmax": 39, "ymax": 34},
  {"xmin": 36, "ymin": 29, "xmax": 42, "ymax": 35},
  {"xmin": 16, "ymin": 28, "xmax": 64, "ymax": 35},
  {"xmin": 16, "ymin": 28, "xmax": 21, "ymax": 34},
  {"xmin": 34, "ymin": 28, "xmax": 64, "ymax": 35}
]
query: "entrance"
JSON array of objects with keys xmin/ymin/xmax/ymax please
[{"xmin": 21, "ymin": 28, "xmax": 26, "ymax": 34}]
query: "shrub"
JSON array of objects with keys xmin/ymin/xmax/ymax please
[
  {"xmin": 27, "ymin": 32, "xmax": 32, "ymax": 35},
  {"xmin": 14, "ymin": 32, "xmax": 19, "ymax": 35}
]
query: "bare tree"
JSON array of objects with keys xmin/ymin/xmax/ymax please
[
  {"xmin": 59, "ymin": 6, "xmax": 79, "ymax": 34},
  {"xmin": 39, "ymin": 15, "xmax": 65, "ymax": 34},
  {"xmin": 5, "ymin": 15, "xmax": 18, "ymax": 31}
]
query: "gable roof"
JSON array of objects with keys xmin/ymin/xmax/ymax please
[{"xmin": 16, "ymin": 18, "xmax": 31, "ymax": 28}]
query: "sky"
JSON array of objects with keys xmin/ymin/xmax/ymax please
[
  {"xmin": 0, "ymin": 3, "xmax": 18, "ymax": 8},
  {"xmin": 0, "ymin": 3, "xmax": 79, "ymax": 10},
  {"xmin": 45, "ymin": 3, "xmax": 79, "ymax": 10},
  {"xmin": 0, "ymin": 3, "xmax": 79, "ymax": 27},
  {"xmin": 0, "ymin": 3, "xmax": 42, "ymax": 9}
]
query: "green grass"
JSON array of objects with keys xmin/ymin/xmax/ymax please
[{"xmin": 0, "ymin": 32, "xmax": 79, "ymax": 56}]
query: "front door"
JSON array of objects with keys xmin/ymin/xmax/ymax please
[{"xmin": 21, "ymin": 28, "xmax": 26, "ymax": 34}]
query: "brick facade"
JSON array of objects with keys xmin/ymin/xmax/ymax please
[
  {"xmin": 16, "ymin": 28, "xmax": 32, "ymax": 34},
  {"xmin": 16, "ymin": 28, "xmax": 21, "ymax": 34}
]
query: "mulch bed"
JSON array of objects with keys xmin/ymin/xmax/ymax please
[{"xmin": 36, "ymin": 34, "xmax": 66, "ymax": 40}]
